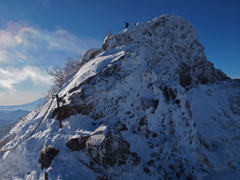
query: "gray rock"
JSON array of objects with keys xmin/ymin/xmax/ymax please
[
  {"xmin": 86, "ymin": 125, "xmax": 130, "ymax": 167},
  {"xmin": 66, "ymin": 135, "xmax": 89, "ymax": 151},
  {"xmin": 39, "ymin": 146, "xmax": 59, "ymax": 169}
]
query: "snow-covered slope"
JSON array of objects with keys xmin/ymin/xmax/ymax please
[{"xmin": 0, "ymin": 14, "xmax": 239, "ymax": 180}]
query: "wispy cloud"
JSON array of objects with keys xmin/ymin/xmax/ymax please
[
  {"xmin": 0, "ymin": 66, "xmax": 51, "ymax": 91},
  {"xmin": 0, "ymin": 21, "xmax": 101, "ymax": 66},
  {"xmin": 0, "ymin": 21, "xmax": 101, "ymax": 104}
]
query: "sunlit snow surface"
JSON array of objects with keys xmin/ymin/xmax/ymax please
[{"xmin": 0, "ymin": 14, "xmax": 239, "ymax": 179}]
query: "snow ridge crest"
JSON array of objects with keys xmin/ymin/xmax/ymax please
[
  {"xmin": 103, "ymin": 14, "xmax": 198, "ymax": 51},
  {"xmin": 102, "ymin": 14, "xmax": 229, "ymax": 87}
]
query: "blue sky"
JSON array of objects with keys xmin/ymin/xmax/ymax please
[{"xmin": 0, "ymin": 0, "xmax": 239, "ymax": 105}]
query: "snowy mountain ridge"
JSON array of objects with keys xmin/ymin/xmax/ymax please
[
  {"xmin": 103, "ymin": 14, "xmax": 228, "ymax": 87},
  {"xmin": 0, "ymin": 98, "xmax": 47, "ymax": 129},
  {"xmin": 0, "ymin": 14, "xmax": 239, "ymax": 180},
  {"xmin": 0, "ymin": 110, "xmax": 30, "ymax": 129},
  {"xmin": 0, "ymin": 98, "xmax": 47, "ymax": 111}
]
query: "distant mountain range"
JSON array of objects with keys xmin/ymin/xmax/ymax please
[
  {"xmin": 0, "ymin": 98, "xmax": 46, "ymax": 111},
  {"xmin": 0, "ymin": 110, "xmax": 30, "ymax": 129},
  {"xmin": 0, "ymin": 98, "xmax": 47, "ymax": 129}
]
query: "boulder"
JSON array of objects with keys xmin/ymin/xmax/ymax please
[
  {"xmin": 66, "ymin": 135, "xmax": 89, "ymax": 151},
  {"xmin": 86, "ymin": 125, "xmax": 130, "ymax": 167},
  {"xmin": 39, "ymin": 146, "xmax": 59, "ymax": 169}
]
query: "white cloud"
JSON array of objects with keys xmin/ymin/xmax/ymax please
[
  {"xmin": 0, "ymin": 65, "xmax": 52, "ymax": 91},
  {"xmin": 0, "ymin": 21, "xmax": 101, "ymax": 66},
  {"xmin": 0, "ymin": 21, "xmax": 101, "ymax": 105},
  {"xmin": 0, "ymin": 65, "xmax": 52, "ymax": 105}
]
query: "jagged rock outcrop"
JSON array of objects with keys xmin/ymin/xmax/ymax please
[
  {"xmin": 80, "ymin": 48, "xmax": 103, "ymax": 65},
  {"xmin": 59, "ymin": 14, "xmax": 230, "ymax": 123},
  {"xmin": 66, "ymin": 135, "xmax": 89, "ymax": 151},
  {"xmin": 86, "ymin": 125, "xmax": 131, "ymax": 167},
  {"xmin": 39, "ymin": 146, "xmax": 59, "ymax": 169},
  {"xmin": 103, "ymin": 14, "xmax": 229, "ymax": 88}
]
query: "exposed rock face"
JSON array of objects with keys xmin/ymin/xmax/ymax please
[
  {"xmin": 81, "ymin": 48, "xmax": 103, "ymax": 65},
  {"xmin": 39, "ymin": 146, "xmax": 59, "ymax": 169},
  {"xmin": 86, "ymin": 125, "xmax": 131, "ymax": 167},
  {"xmin": 66, "ymin": 135, "xmax": 89, "ymax": 151}
]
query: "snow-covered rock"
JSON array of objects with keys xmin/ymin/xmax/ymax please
[
  {"xmin": 103, "ymin": 14, "xmax": 229, "ymax": 88},
  {"xmin": 0, "ymin": 14, "xmax": 239, "ymax": 179},
  {"xmin": 80, "ymin": 48, "xmax": 103, "ymax": 66},
  {"xmin": 86, "ymin": 125, "xmax": 131, "ymax": 167},
  {"xmin": 66, "ymin": 135, "xmax": 89, "ymax": 151},
  {"xmin": 39, "ymin": 146, "xmax": 59, "ymax": 169}
]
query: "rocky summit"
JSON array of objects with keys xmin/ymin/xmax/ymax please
[{"xmin": 0, "ymin": 14, "xmax": 239, "ymax": 180}]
